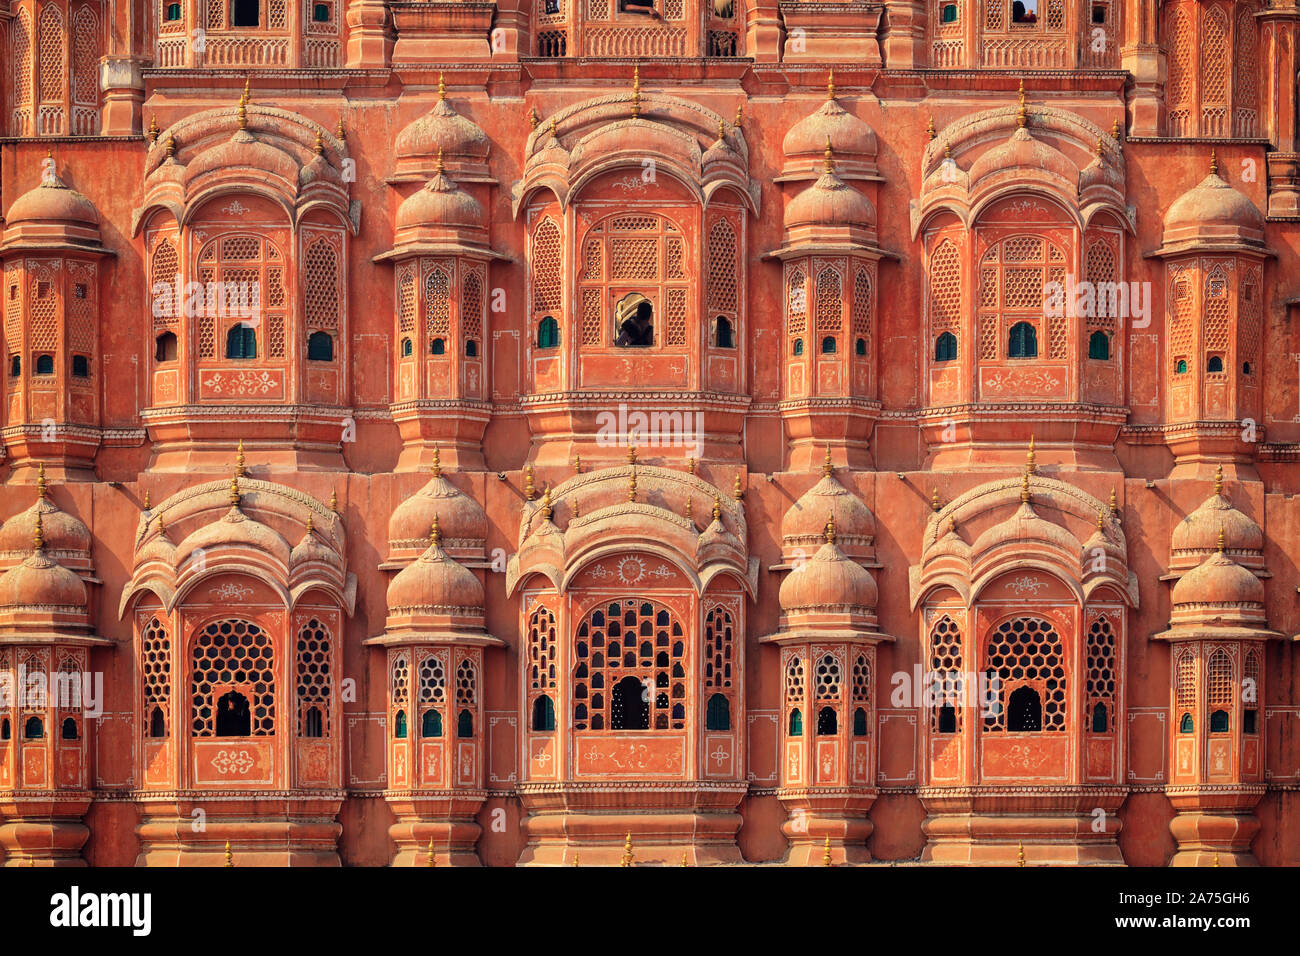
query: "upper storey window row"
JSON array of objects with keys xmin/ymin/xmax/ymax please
[
  {"xmin": 930, "ymin": 0, "xmax": 1119, "ymax": 69},
  {"xmin": 8, "ymin": 0, "xmax": 103, "ymax": 136},
  {"xmin": 533, "ymin": 0, "xmax": 741, "ymax": 58},
  {"xmin": 155, "ymin": 0, "xmax": 341, "ymax": 69}
]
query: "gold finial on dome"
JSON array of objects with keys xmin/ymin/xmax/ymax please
[
  {"xmin": 438, "ymin": 72, "xmax": 447, "ymax": 102},
  {"xmin": 225, "ymin": 841, "xmax": 233, "ymax": 867},
  {"xmin": 688, "ymin": 457, "xmax": 697, "ymax": 476},
  {"xmin": 733, "ymin": 474, "xmax": 743, "ymax": 501},
  {"xmin": 824, "ymin": 136, "xmax": 836, "ymax": 174},
  {"xmin": 229, "ymin": 476, "xmax": 241, "ymax": 506},
  {"xmin": 685, "ymin": 495, "xmax": 693, "ymax": 522},
  {"xmin": 143, "ymin": 489, "xmax": 151, "ymax": 511},
  {"xmin": 33, "ymin": 511, "xmax": 45, "ymax": 552},
  {"xmin": 329, "ymin": 488, "xmax": 339, "ymax": 513},
  {"xmin": 1111, "ymin": 117, "xmax": 1121, "ymax": 141},
  {"xmin": 1217, "ymin": 525, "xmax": 1226, "ymax": 553},
  {"xmin": 927, "ymin": 116, "xmax": 936, "ymax": 140},
  {"xmin": 681, "ymin": 851, "xmax": 689, "ymax": 867},
  {"xmin": 1214, "ymin": 464, "xmax": 1224, "ymax": 496},
  {"xmin": 1026, "ymin": 434, "xmax": 1037, "ymax": 474},
  {"xmin": 314, "ymin": 128, "xmax": 324, "ymax": 155},
  {"xmin": 621, "ymin": 833, "xmax": 634, "ymax": 867},
  {"xmin": 1096, "ymin": 136, "xmax": 1104, "ymax": 157},
  {"xmin": 823, "ymin": 444, "xmax": 833, "ymax": 477},
  {"xmin": 431, "ymin": 444, "xmax": 441, "ymax": 478},
  {"xmin": 436, "ymin": 147, "xmax": 445, "ymax": 175},
  {"xmin": 235, "ymin": 439, "xmax": 246, "ymax": 477},
  {"xmin": 305, "ymin": 513, "xmax": 314, "ymax": 535},
  {"xmin": 823, "ymin": 836, "xmax": 833, "ymax": 867},
  {"xmin": 626, "ymin": 439, "xmax": 637, "ymax": 465},
  {"xmin": 944, "ymin": 143, "xmax": 952, "ymax": 160},
  {"xmin": 574, "ymin": 452, "xmax": 582, "ymax": 474},
  {"xmin": 237, "ymin": 79, "xmax": 249, "ymax": 131},
  {"xmin": 717, "ymin": 117, "xmax": 726, "ymax": 142},
  {"xmin": 529, "ymin": 107, "xmax": 538, "ymax": 131},
  {"xmin": 827, "ymin": 68, "xmax": 835, "ymax": 101},
  {"xmin": 573, "ymin": 495, "xmax": 581, "ymax": 519},
  {"xmin": 1017, "ymin": 79, "xmax": 1027, "ymax": 128},
  {"xmin": 37, "ymin": 462, "xmax": 47, "ymax": 499},
  {"xmin": 337, "ymin": 117, "xmax": 345, "ymax": 141},
  {"xmin": 735, "ymin": 104, "xmax": 743, "ymax": 129},
  {"xmin": 431, "ymin": 513, "xmax": 442, "ymax": 548},
  {"xmin": 1097, "ymin": 508, "xmax": 1105, "ymax": 532},
  {"xmin": 427, "ymin": 838, "xmax": 436, "ymax": 867},
  {"xmin": 948, "ymin": 514, "xmax": 957, "ymax": 535},
  {"xmin": 165, "ymin": 134, "xmax": 176, "ymax": 159},
  {"xmin": 156, "ymin": 511, "xmax": 166, "ymax": 535},
  {"xmin": 523, "ymin": 463, "xmax": 536, "ymax": 501},
  {"xmin": 825, "ymin": 512, "xmax": 836, "ymax": 545},
  {"xmin": 628, "ymin": 467, "xmax": 637, "ymax": 503},
  {"xmin": 550, "ymin": 116, "xmax": 558, "ymax": 140},
  {"xmin": 712, "ymin": 495, "xmax": 722, "ymax": 521},
  {"xmin": 1210, "ymin": 149, "xmax": 1219, "ymax": 175},
  {"xmin": 541, "ymin": 485, "xmax": 553, "ymax": 521},
  {"xmin": 631, "ymin": 63, "xmax": 641, "ymax": 118},
  {"xmin": 1109, "ymin": 487, "xmax": 1119, "ymax": 514},
  {"xmin": 148, "ymin": 115, "xmax": 160, "ymax": 144},
  {"xmin": 931, "ymin": 488, "xmax": 941, "ymax": 512},
  {"xmin": 1020, "ymin": 472, "xmax": 1031, "ymax": 504}
]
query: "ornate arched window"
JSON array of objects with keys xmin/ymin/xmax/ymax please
[
  {"xmin": 1164, "ymin": 1, "xmax": 1259, "ymax": 138},
  {"xmin": 390, "ymin": 654, "xmax": 409, "ymax": 739},
  {"xmin": 418, "ymin": 651, "xmax": 447, "ymax": 738},
  {"xmin": 930, "ymin": 616, "xmax": 963, "ymax": 734},
  {"xmin": 1207, "ymin": 647, "xmax": 1232, "ymax": 733},
  {"xmin": 295, "ymin": 618, "xmax": 332, "ymax": 737},
  {"xmin": 983, "ymin": 617, "xmax": 1065, "ymax": 733},
  {"xmin": 192, "ymin": 619, "xmax": 275, "ymax": 737},
  {"xmin": 1085, "ymin": 616, "xmax": 1116, "ymax": 733},
  {"xmin": 142, "ymin": 616, "xmax": 171, "ymax": 738},
  {"xmin": 1176, "ymin": 648, "xmax": 1196, "ymax": 733},
  {"xmin": 573, "ymin": 600, "xmax": 685, "ymax": 731},
  {"xmin": 196, "ymin": 233, "xmax": 286, "ymax": 363}
]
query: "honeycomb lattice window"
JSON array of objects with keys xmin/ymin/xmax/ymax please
[
  {"xmin": 191, "ymin": 619, "xmax": 275, "ymax": 737},
  {"xmin": 851, "ymin": 654, "xmax": 870, "ymax": 703},
  {"xmin": 303, "ymin": 238, "xmax": 339, "ymax": 332},
  {"xmin": 583, "ymin": 236, "xmax": 602, "ymax": 280},
  {"xmin": 142, "ymin": 616, "xmax": 171, "ymax": 734},
  {"xmin": 58, "ymin": 656, "xmax": 82, "ymax": 712},
  {"xmin": 582, "ymin": 289, "xmax": 602, "ymax": 346},
  {"xmin": 391, "ymin": 655, "xmax": 410, "ymax": 710},
  {"xmin": 1234, "ymin": 9, "xmax": 1258, "ymax": 136},
  {"xmin": 573, "ymin": 599, "xmax": 687, "ymax": 731},
  {"xmin": 529, "ymin": 605, "xmax": 557, "ymax": 692},
  {"xmin": 703, "ymin": 605, "xmax": 734, "ymax": 690},
  {"xmin": 1086, "ymin": 615, "xmax": 1116, "ymax": 732},
  {"xmin": 295, "ymin": 618, "xmax": 332, "ymax": 735},
  {"xmin": 22, "ymin": 654, "xmax": 46, "ymax": 709},
  {"xmin": 707, "ymin": 218, "xmax": 738, "ymax": 315},
  {"xmin": 38, "ymin": 5, "xmax": 64, "ymax": 106},
  {"xmin": 1169, "ymin": 268, "xmax": 1194, "ymax": 369},
  {"xmin": 665, "ymin": 236, "xmax": 685, "ymax": 280},
  {"xmin": 455, "ymin": 659, "xmax": 477, "ymax": 708},
  {"xmin": 983, "ymin": 617, "xmax": 1066, "ymax": 732},
  {"xmin": 1085, "ymin": 238, "xmax": 1117, "ymax": 335},
  {"xmin": 786, "ymin": 266, "xmax": 807, "ymax": 336},
  {"xmin": 532, "ymin": 219, "xmax": 562, "ymax": 317},
  {"xmin": 814, "ymin": 653, "xmax": 842, "ymax": 701},
  {"xmin": 1204, "ymin": 265, "xmax": 1230, "ymax": 357},
  {"xmin": 930, "ymin": 615, "xmax": 963, "ymax": 732},
  {"xmin": 815, "ymin": 267, "xmax": 842, "ymax": 335},
  {"xmin": 665, "ymin": 288, "xmax": 687, "ymax": 347},
  {"xmin": 424, "ymin": 265, "xmax": 451, "ymax": 338},
  {"xmin": 929, "ymin": 239, "xmax": 961, "ymax": 337},
  {"xmin": 461, "ymin": 267, "xmax": 484, "ymax": 344},
  {"xmin": 980, "ymin": 234, "xmax": 1067, "ymax": 361},
  {"xmin": 1240, "ymin": 265, "xmax": 1262, "ymax": 374},
  {"xmin": 398, "ymin": 267, "xmax": 416, "ymax": 333},
  {"xmin": 1243, "ymin": 649, "xmax": 1259, "ymax": 722},
  {"xmin": 785, "ymin": 655, "xmax": 805, "ymax": 703},
  {"xmin": 269, "ymin": 0, "xmax": 288, "ymax": 29},
  {"xmin": 152, "ymin": 239, "xmax": 180, "ymax": 329},
  {"xmin": 6, "ymin": 267, "xmax": 22, "ymax": 353},
  {"xmin": 418, "ymin": 652, "xmax": 447, "ymax": 705},
  {"xmin": 30, "ymin": 274, "xmax": 58, "ymax": 351},
  {"xmin": 1175, "ymin": 648, "xmax": 1196, "ymax": 711},
  {"xmin": 1207, "ymin": 647, "xmax": 1233, "ymax": 710},
  {"xmin": 1167, "ymin": 8, "xmax": 1193, "ymax": 135},
  {"xmin": 196, "ymin": 234, "xmax": 286, "ymax": 363},
  {"xmin": 13, "ymin": 11, "xmax": 33, "ymax": 129},
  {"xmin": 1201, "ymin": 6, "xmax": 1228, "ymax": 110},
  {"xmin": 72, "ymin": 7, "xmax": 99, "ymax": 111},
  {"xmin": 852, "ymin": 265, "xmax": 872, "ymax": 343}
]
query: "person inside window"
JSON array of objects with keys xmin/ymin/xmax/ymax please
[{"xmin": 616, "ymin": 300, "xmax": 655, "ymax": 347}]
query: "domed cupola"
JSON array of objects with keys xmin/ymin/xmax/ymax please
[
  {"xmin": 290, "ymin": 514, "xmax": 345, "ymax": 577},
  {"xmin": 393, "ymin": 75, "xmax": 492, "ymax": 183},
  {"xmin": 0, "ymin": 466, "xmax": 95, "ymax": 580},
  {"xmin": 1169, "ymin": 531, "xmax": 1266, "ymax": 629},
  {"xmin": 1159, "ymin": 153, "xmax": 1266, "ymax": 255},
  {"xmin": 391, "ymin": 151, "xmax": 490, "ymax": 256},
  {"xmin": 0, "ymin": 512, "xmax": 95, "ymax": 641},
  {"xmin": 1170, "ymin": 466, "xmax": 1265, "ymax": 575},
  {"xmin": 384, "ymin": 451, "xmax": 488, "ymax": 567},
  {"xmin": 174, "ymin": 478, "xmax": 292, "ymax": 572},
  {"xmin": 778, "ymin": 516, "xmax": 878, "ymax": 616},
  {"xmin": 967, "ymin": 125, "xmax": 1077, "ymax": 197},
  {"xmin": 782, "ymin": 144, "xmax": 877, "ymax": 249},
  {"xmin": 1, "ymin": 165, "xmax": 105, "ymax": 253},
  {"xmin": 780, "ymin": 72, "xmax": 880, "ymax": 183},
  {"xmin": 779, "ymin": 451, "xmax": 876, "ymax": 565}
]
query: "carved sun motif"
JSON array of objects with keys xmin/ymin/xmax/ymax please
[{"xmin": 616, "ymin": 556, "xmax": 647, "ymax": 584}]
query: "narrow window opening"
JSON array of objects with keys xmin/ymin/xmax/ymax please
[
  {"xmin": 457, "ymin": 709, "xmax": 474, "ymax": 738},
  {"xmin": 714, "ymin": 317, "xmax": 734, "ymax": 349},
  {"xmin": 307, "ymin": 331, "xmax": 333, "ymax": 361},
  {"xmin": 789, "ymin": 707, "xmax": 803, "ymax": 736},
  {"xmin": 1088, "ymin": 330, "xmax": 1110, "ymax": 360},
  {"xmin": 705, "ymin": 693, "xmax": 730, "ymax": 731},
  {"xmin": 821, "ymin": 336, "xmax": 837, "ymax": 354},
  {"xmin": 24, "ymin": 716, "xmax": 43, "ymax": 739},
  {"xmin": 1179, "ymin": 712, "xmax": 1194, "ymax": 734},
  {"xmin": 614, "ymin": 294, "xmax": 654, "ymax": 347},
  {"xmin": 149, "ymin": 705, "xmax": 165, "ymax": 738},
  {"xmin": 394, "ymin": 709, "xmax": 408, "ymax": 739},
  {"xmin": 422, "ymin": 710, "xmax": 442, "ymax": 737},
  {"xmin": 1007, "ymin": 686, "xmax": 1042, "ymax": 732},
  {"xmin": 430, "ymin": 338, "xmax": 445, "ymax": 356},
  {"xmin": 231, "ymin": 0, "xmax": 260, "ymax": 27},
  {"xmin": 1209, "ymin": 708, "xmax": 1230, "ymax": 733},
  {"xmin": 816, "ymin": 706, "xmax": 838, "ymax": 736},
  {"xmin": 852, "ymin": 707, "xmax": 868, "ymax": 736},
  {"xmin": 35, "ymin": 353, "xmax": 55, "ymax": 375},
  {"xmin": 1008, "ymin": 321, "xmax": 1038, "ymax": 358},
  {"xmin": 537, "ymin": 316, "xmax": 560, "ymax": 350},
  {"xmin": 156, "ymin": 332, "xmax": 178, "ymax": 362},
  {"xmin": 934, "ymin": 331, "xmax": 957, "ymax": 362},
  {"xmin": 792, "ymin": 338, "xmax": 804, "ymax": 356},
  {"xmin": 72, "ymin": 355, "xmax": 90, "ymax": 378},
  {"xmin": 532, "ymin": 695, "xmax": 556, "ymax": 732},
  {"xmin": 225, "ymin": 324, "xmax": 257, "ymax": 360},
  {"xmin": 215, "ymin": 690, "xmax": 252, "ymax": 736},
  {"xmin": 62, "ymin": 716, "xmax": 79, "ymax": 740},
  {"xmin": 302, "ymin": 706, "xmax": 323, "ymax": 738}
]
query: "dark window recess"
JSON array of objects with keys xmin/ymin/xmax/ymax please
[
  {"xmin": 1091, "ymin": 701, "xmax": 1108, "ymax": 733},
  {"xmin": 457, "ymin": 709, "xmax": 474, "ymax": 738},
  {"xmin": 74, "ymin": 283, "xmax": 87, "ymax": 299},
  {"xmin": 935, "ymin": 331, "xmax": 957, "ymax": 362},
  {"xmin": 1244, "ymin": 709, "xmax": 1257, "ymax": 734},
  {"xmin": 705, "ymin": 693, "xmax": 730, "ymax": 731},
  {"xmin": 1088, "ymin": 330, "xmax": 1110, "ymax": 360},
  {"xmin": 1007, "ymin": 686, "xmax": 1042, "ymax": 732},
  {"xmin": 1008, "ymin": 321, "xmax": 1038, "ymax": 358},
  {"xmin": 156, "ymin": 332, "xmax": 178, "ymax": 362},
  {"xmin": 215, "ymin": 690, "xmax": 251, "ymax": 736},
  {"xmin": 816, "ymin": 706, "xmax": 838, "ymax": 736},
  {"xmin": 400, "ymin": 337, "xmax": 413, "ymax": 357},
  {"xmin": 25, "ymin": 716, "xmax": 43, "ymax": 739},
  {"xmin": 149, "ymin": 706, "xmax": 166, "ymax": 738},
  {"xmin": 231, "ymin": 0, "xmax": 259, "ymax": 27},
  {"xmin": 1179, "ymin": 712, "xmax": 1194, "ymax": 734},
  {"xmin": 714, "ymin": 316, "xmax": 734, "ymax": 349},
  {"xmin": 789, "ymin": 707, "xmax": 803, "ymax": 736},
  {"xmin": 72, "ymin": 354, "xmax": 90, "ymax": 378},
  {"xmin": 35, "ymin": 353, "xmax": 55, "ymax": 375},
  {"xmin": 855, "ymin": 337, "xmax": 867, "ymax": 356},
  {"xmin": 302, "ymin": 706, "xmax": 323, "ymax": 738},
  {"xmin": 537, "ymin": 30, "xmax": 566, "ymax": 56},
  {"xmin": 537, "ymin": 316, "xmax": 560, "ymax": 349},
  {"xmin": 708, "ymin": 31, "xmax": 738, "ymax": 56},
  {"xmin": 821, "ymin": 336, "xmax": 837, "ymax": 354},
  {"xmin": 226, "ymin": 324, "xmax": 257, "ymax": 359},
  {"xmin": 429, "ymin": 338, "xmax": 444, "ymax": 355},
  {"xmin": 620, "ymin": 0, "xmax": 655, "ymax": 13},
  {"xmin": 165, "ymin": 2, "xmax": 182, "ymax": 20},
  {"xmin": 10, "ymin": 355, "xmax": 20, "ymax": 377},
  {"xmin": 312, "ymin": 2, "xmax": 330, "ymax": 21},
  {"xmin": 62, "ymin": 717, "xmax": 78, "ymax": 740},
  {"xmin": 938, "ymin": 703, "xmax": 957, "ymax": 734},
  {"xmin": 307, "ymin": 330, "xmax": 333, "ymax": 361},
  {"xmin": 465, "ymin": 339, "xmax": 479, "ymax": 357},
  {"xmin": 1176, "ymin": 358, "xmax": 1188, "ymax": 374},
  {"xmin": 394, "ymin": 709, "xmax": 407, "ymax": 739},
  {"xmin": 793, "ymin": 338, "xmax": 804, "ymax": 356},
  {"xmin": 422, "ymin": 709, "xmax": 442, "ymax": 737},
  {"xmin": 1092, "ymin": 3, "xmax": 1106, "ymax": 23},
  {"xmin": 1209, "ymin": 708, "xmax": 1230, "ymax": 733},
  {"xmin": 1012, "ymin": 0, "xmax": 1038, "ymax": 23},
  {"xmin": 941, "ymin": 2, "xmax": 958, "ymax": 22},
  {"xmin": 1207, "ymin": 355, "xmax": 1224, "ymax": 373},
  {"xmin": 532, "ymin": 695, "xmax": 556, "ymax": 732},
  {"xmin": 853, "ymin": 707, "xmax": 868, "ymax": 736}
]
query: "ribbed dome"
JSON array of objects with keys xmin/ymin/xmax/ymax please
[
  {"xmin": 971, "ymin": 499, "xmax": 1078, "ymax": 559},
  {"xmin": 1164, "ymin": 171, "xmax": 1265, "ymax": 239},
  {"xmin": 784, "ymin": 165, "xmax": 875, "ymax": 230},
  {"xmin": 0, "ymin": 551, "xmax": 87, "ymax": 610},
  {"xmin": 175, "ymin": 505, "xmax": 290, "ymax": 569},
  {"xmin": 387, "ymin": 534, "xmax": 483, "ymax": 611},
  {"xmin": 968, "ymin": 127, "xmax": 1076, "ymax": 189},
  {"xmin": 387, "ymin": 469, "xmax": 487, "ymax": 559},
  {"xmin": 781, "ymin": 473, "xmax": 875, "ymax": 548},
  {"xmin": 184, "ymin": 132, "xmax": 300, "ymax": 186},
  {"xmin": 136, "ymin": 523, "xmax": 177, "ymax": 568},
  {"xmin": 701, "ymin": 127, "xmax": 735, "ymax": 167},
  {"xmin": 395, "ymin": 169, "xmax": 484, "ymax": 232},
  {"xmin": 395, "ymin": 94, "xmax": 490, "ymax": 166},
  {"xmin": 1172, "ymin": 550, "xmax": 1264, "ymax": 607},
  {"xmin": 783, "ymin": 96, "xmax": 878, "ymax": 164},
  {"xmin": 290, "ymin": 519, "xmax": 342, "ymax": 572},
  {"xmin": 5, "ymin": 176, "xmax": 99, "ymax": 228},
  {"xmin": 779, "ymin": 540, "xmax": 877, "ymax": 611},
  {"xmin": 1172, "ymin": 495, "xmax": 1264, "ymax": 557},
  {"xmin": 0, "ymin": 497, "xmax": 91, "ymax": 559}
]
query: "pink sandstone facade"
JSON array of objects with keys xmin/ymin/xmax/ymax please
[{"xmin": 1, "ymin": 0, "xmax": 1299, "ymax": 867}]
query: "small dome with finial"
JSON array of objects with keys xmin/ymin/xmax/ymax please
[
  {"xmin": 394, "ymin": 73, "xmax": 491, "ymax": 179},
  {"xmin": 781, "ymin": 450, "xmax": 876, "ymax": 563},
  {"xmin": 1171, "ymin": 466, "xmax": 1264, "ymax": 573},
  {"xmin": 2, "ymin": 160, "xmax": 104, "ymax": 252},
  {"xmin": 386, "ymin": 462, "xmax": 487, "ymax": 565},
  {"xmin": 386, "ymin": 517, "xmax": 484, "ymax": 613},
  {"xmin": 781, "ymin": 71, "xmax": 879, "ymax": 181},
  {"xmin": 1161, "ymin": 152, "xmax": 1266, "ymax": 253},
  {"xmin": 784, "ymin": 139, "xmax": 876, "ymax": 233}
]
